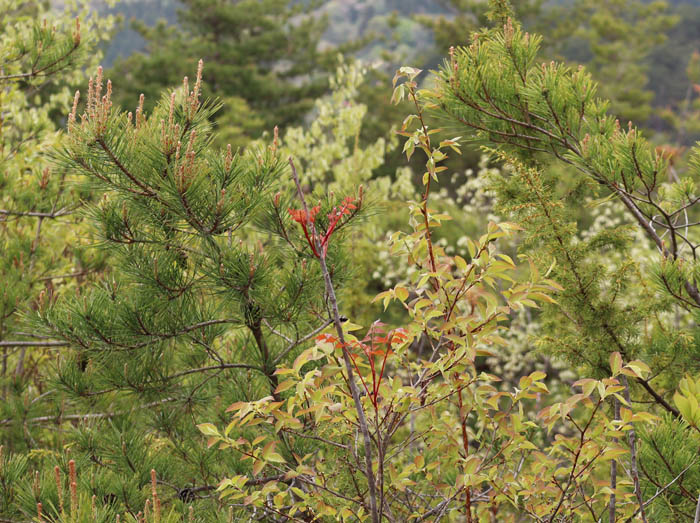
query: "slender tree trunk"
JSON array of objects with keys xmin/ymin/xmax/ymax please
[
  {"xmin": 621, "ymin": 375, "xmax": 648, "ymax": 523},
  {"xmin": 610, "ymin": 397, "xmax": 620, "ymax": 523},
  {"xmin": 290, "ymin": 157, "xmax": 380, "ymax": 523}
]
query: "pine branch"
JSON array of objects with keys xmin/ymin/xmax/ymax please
[
  {"xmin": 507, "ymin": 160, "xmax": 680, "ymax": 417},
  {"xmin": 48, "ymin": 318, "xmax": 239, "ymax": 352},
  {"xmin": 625, "ymin": 456, "xmax": 700, "ymax": 522},
  {"xmin": 0, "ymin": 26, "xmax": 80, "ymax": 83},
  {"xmin": 0, "ymin": 397, "xmax": 179, "ymax": 426},
  {"xmin": 437, "ymin": 28, "xmax": 700, "ymax": 312},
  {"xmin": 96, "ymin": 137, "xmax": 156, "ymax": 197},
  {"xmin": 37, "ymin": 269, "xmax": 96, "ymax": 281},
  {"xmin": 165, "ymin": 363, "xmax": 266, "ymax": 379}
]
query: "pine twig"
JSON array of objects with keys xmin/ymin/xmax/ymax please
[
  {"xmin": 0, "ymin": 340, "xmax": 69, "ymax": 348},
  {"xmin": 0, "ymin": 397, "xmax": 179, "ymax": 426},
  {"xmin": 0, "ymin": 207, "xmax": 73, "ymax": 218},
  {"xmin": 625, "ymin": 456, "xmax": 699, "ymax": 522}
]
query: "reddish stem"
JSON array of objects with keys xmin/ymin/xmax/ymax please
[
  {"xmin": 375, "ymin": 335, "xmax": 392, "ymax": 399},
  {"xmin": 299, "ymin": 222, "xmax": 320, "ymax": 257},
  {"xmin": 349, "ymin": 350, "xmax": 373, "ymax": 405}
]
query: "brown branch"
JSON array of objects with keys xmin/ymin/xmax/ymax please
[
  {"xmin": 0, "ymin": 397, "xmax": 178, "ymax": 426},
  {"xmin": 0, "ymin": 207, "xmax": 73, "ymax": 218},
  {"xmin": 97, "ymin": 138, "xmax": 155, "ymax": 196},
  {"xmin": 610, "ymin": 397, "xmax": 620, "ymax": 523},
  {"xmin": 625, "ymin": 456, "xmax": 700, "ymax": 522},
  {"xmin": 272, "ymin": 318, "xmax": 333, "ymax": 365},
  {"xmin": 457, "ymin": 388, "xmax": 473, "ymax": 522},
  {"xmin": 289, "ymin": 156, "xmax": 380, "ymax": 523},
  {"xmin": 0, "ymin": 340, "xmax": 69, "ymax": 347},
  {"xmin": 165, "ymin": 363, "xmax": 265, "ymax": 380},
  {"xmin": 621, "ymin": 374, "xmax": 648, "ymax": 523},
  {"xmin": 408, "ymin": 88, "xmax": 438, "ymax": 287},
  {"xmin": 548, "ymin": 399, "xmax": 602, "ymax": 522}
]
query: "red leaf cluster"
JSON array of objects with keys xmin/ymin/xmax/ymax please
[
  {"xmin": 317, "ymin": 323, "xmax": 409, "ymax": 409},
  {"xmin": 288, "ymin": 196, "xmax": 356, "ymax": 258}
]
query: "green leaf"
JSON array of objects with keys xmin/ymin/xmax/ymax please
[
  {"xmin": 394, "ymin": 286, "xmax": 409, "ymax": 302},
  {"xmin": 197, "ymin": 423, "xmax": 220, "ymax": 437},
  {"xmin": 609, "ymin": 352, "xmax": 622, "ymax": 376}
]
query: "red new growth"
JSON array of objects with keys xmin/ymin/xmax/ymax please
[
  {"xmin": 289, "ymin": 196, "xmax": 356, "ymax": 258},
  {"xmin": 317, "ymin": 324, "xmax": 409, "ymax": 409},
  {"xmin": 289, "ymin": 205, "xmax": 321, "ymax": 256}
]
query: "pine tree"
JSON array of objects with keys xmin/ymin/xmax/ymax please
[
  {"xmin": 418, "ymin": 0, "xmax": 676, "ymax": 124},
  {"xmin": 416, "ymin": 0, "xmax": 542, "ymax": 60},
  {"xmin": 108, "ymin": 0, "xmax": 341, "ymax": 147},
  {"xmin": 428, "ymin": 9, "xmax": 700, "ymax": 519},
  {"xmin": 551, "ymin": 0, "xmax": 677, "ymax": 123},
  {"xmin": 3, "ymin": 2, "xmax": 699, "ymax": 520},
  {"xmin": 12, "ymin": 57, "xmax": 365, "ymax": 517},
  {"xmin": 0, "ymin": 8, "xmax": 86, "ymax": 381},
  {"xmin": 0, "ymin": 0, "xmax": 110, "ymax": 450},
  {"xmin": 0, "ymin": 2, "xmax": 116, "ymax": 518}
]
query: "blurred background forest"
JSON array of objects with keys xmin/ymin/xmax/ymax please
[
  {"xmin": 78, "ymin": 0, "xmax": 700, "ymax": 202},
  {"xmin": 75, "ymin": 0, "xmax": 700, "ymax": 218}
]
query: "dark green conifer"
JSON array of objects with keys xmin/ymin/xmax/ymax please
[
  {"xmin": 109, "ymin": 0, "xmax": 340, "ymax": 147},
  {"xmin": 21, "ymin": 60, "xmax": 361, "ymax": 516},
  {"xmin": 428, "ymin": 12, "xmax": 700, "ymax": 519}
]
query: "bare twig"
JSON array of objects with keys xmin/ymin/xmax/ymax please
[
  {"xmin": 0, "ymin": 397, "xmax": 179, "ymax": 426},
  {"xmin": 0, "ymin": 340, "xmax": 69, "ymax": 348},
  {"xmin": 621, "ymin": 374, "xmax": 648, "ymax": 523},
  {"xmin": 625, "ymin": 456, "xmax": 699, "ymax": 522},
  {"xmin": 610, "ymin": 397, "xmax": 620, "ymax": 523},
  {"xmin": 289, "ymin": 156, "xmax": 380, "ymax": 523},
  {"xmin": 262, "ymin": 319, "xmax": 293, "ymax": 343},
  {"xmin": 0, "ymin": 207, "xmax": 73, "ymax": 218},
  {"xmin": 272, "ymin": 318, "xmax": 333, "ymax": 365}
]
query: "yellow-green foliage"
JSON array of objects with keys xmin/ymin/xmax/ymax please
[
  {"xmin": 0, "ymin": 0, "xmax": 111, "ymax": 445},
  {"xmin": 201, "ymin": 67, "xmax": 656, "ymax": 521}
]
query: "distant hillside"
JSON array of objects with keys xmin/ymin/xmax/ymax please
[
  {"xmin": 58, "ymin": 0, "xmax": 700, "ymax": 118},
  {"xmin": 320, "ymin": 0, "xmax": 446, "ymax": 64},
  {"xmin": 86, "ymin": 0, "xmax": 449, "ymax": 68},
  {"xmin": 84, "ymin": 0, "xmax": 180, "ymax": 66}
]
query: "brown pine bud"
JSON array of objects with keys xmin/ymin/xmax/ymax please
[{"xmin": 73, "ymin": 17, "xmax": 81, "ymax": 45}]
